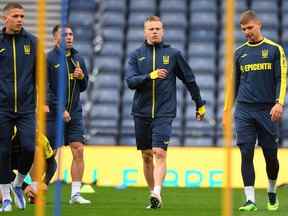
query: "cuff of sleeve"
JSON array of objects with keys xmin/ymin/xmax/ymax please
[
  {"xmin": 276, "ymin": 99, "xmax": 284, "ymax": 106},
  {"xmin": 149, "ymin": 70, "xmax": 158, "ymax": 80},
  {"xmin": 196, "ymin": 100, "xmax": 206, "ymax": 109}
]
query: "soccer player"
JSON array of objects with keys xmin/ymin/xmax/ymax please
[
  {"xmin": 232, "ymin": 10, "xmax": 287, "ymax": 211},
  {"xmin": 0, "ymin": 2, "xmax": 38, "ymax": 212},
  {"xmin": 126, "ymin": 16, "xmax": 206, "ymax": 209},
  {"xmin": 46, "ymin": 24, "xmax": 90, "ymax": 204}
]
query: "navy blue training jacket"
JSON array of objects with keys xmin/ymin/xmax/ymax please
[
  {"xmin": 235, "ymin": 38, "xmax": 287, "ymax": 106},
  {"xmin": 46, "ymin": 47, "xmax": 89, "ymax": 117},
  {"xmin": 0, "ymin": 28, "xmax": 37, "ymax": 113},
  {"xmin": 126, "ymin": 41, "xmax": 204, "ymax": 118}
]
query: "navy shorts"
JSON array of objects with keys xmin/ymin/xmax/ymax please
[
  {"xmin": 46, "ymin": 115, "xmax": 84, "ymax": 149},
  {"xmin": 0, "ymin": 111, "xmax": 35, "ymax": 153},
  {"xmin": 134, "ymin": 116, "xmax": 174, "ymax": 151},
  {"xmin": 234, "ymin": 103, "xmax": 279, "ymax": 149}
]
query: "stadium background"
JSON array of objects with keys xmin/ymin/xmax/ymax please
[{"xmin": 1, "ymin": 0, "xmax": 288, "ymax": 190}]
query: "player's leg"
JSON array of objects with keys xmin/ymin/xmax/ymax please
[
  {"xmin": 235, "ymin": 105, "xmax": 257, "ymax": 211},
  {"xmin": 0, "ymin": 112, "xmax": 14, "ymax": 212},
  {"xmin": 141, "ymin": 149, "xmax": 154, "ymax": 192},
  {"xmin": 12, "ymin": 113, "xmax": 36, "ymax": 209},
  {"xmin": 67, "ymin": 116, "xmax": 90, "ymax": 204},
  {"xmin": 256, "ymin": 110, "xmax": 279, "ymax": 211},
  {"xmin": 44, "ymin": 119, "xmax": 58, "ymax": 186},
  {"xmin": 150, "ymin": 117, "xmax": 173, "ymax": 209},
  {"xmin": 134, "ymin": 116, "xmax": 154, "ymax": 207}
]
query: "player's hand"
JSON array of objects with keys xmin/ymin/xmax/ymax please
[
  {"xmin": 73, "ymin": 62, "xmax": 84, "ymax": 80},
  {"xmin": 196, "ymin": 105, "xmax": 206, "ymax": 121},
  {"xmin": 44, "ymin": 105, "xmax": 50, "ymax": 113},
  {"xmin": 270, "ymin": 103, "xmax": 283, "ymax": 122},
  {"xmin": 149, "ymin": 68, "xmax": 168, "ymax": 80},
  {"xmin": 63, "ymin": 110, "xmax": 71, "ymax": 122}
]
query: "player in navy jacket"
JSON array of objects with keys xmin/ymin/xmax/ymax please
[
  {"xmin": 0, "ymin": 3, "xmax": 38, "ymax": 211},
  {"xmin": 46, "ymin": 24, "xmax": 90, "ymax": 205},
  {"xmin": 231, "ymin": 10, "xmax": 287, "ymax": 211},
  {"xmin": 126, "ymin": 16, "xmax": 206, "ymax": 209}
]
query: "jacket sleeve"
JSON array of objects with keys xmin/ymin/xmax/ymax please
[
  {"xmin": 46, "ymin": 58, "xmax": 59, "ymax": 108},
  {"xmin": 174, "ymin": 51, "xmax": 205, "ymax": 109},
  {"xmin": 223, "ymin": 51, "xmax": 239, "ymax": 111},
  {"xmin": 125, "ymin": 51, "xmax": 150, "ymax": 90},
  {"xmin": 274, "ymin": 46, "xmax": 287, "ymax": 105},
  {"xmin": 234, "ymin": 51, "xmax": 241, "ymax": 100},
  {"xmin": 78, "ymin": 57, "xmax": 89, "ymax": 92}
]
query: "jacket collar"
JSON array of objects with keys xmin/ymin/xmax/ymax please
[
  {"xmin": 143, "ymin": 40, "xmax": 170, "ymax": 48},
  {"xmin": 0, "ymin": 27, "xmax": 28, "ymax": 39}
]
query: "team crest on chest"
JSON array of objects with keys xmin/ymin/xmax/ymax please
[
  {"xmin": 261, "ymin": 49, "xmax": 269, "ymax": 59},
  {"xmin": 24, "ymin": 44, "xmax": 31, "ymax": 55},
  {"xmin": 163, "ymin": 55, "xmax": 169, "ymax": 65}
]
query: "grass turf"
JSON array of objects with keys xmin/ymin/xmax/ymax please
[{"xmin": 2, "ymin": 184, "xmax": 288, "ymax": 216}]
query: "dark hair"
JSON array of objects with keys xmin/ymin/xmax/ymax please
[
  {"xmin": 240, "ymin": 10, "xmax": 260, "ymax": 25},
  {"xmin": 3, "ymin": 2, "xmax": 23, "ymax": 13},
  {"xmin": 52, "ymin": 24, "xmax": 73, "ymax": 36}
]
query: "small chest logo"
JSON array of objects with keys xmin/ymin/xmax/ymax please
[
  {"xmin": 24, "ymin": 44, "xmax": 31, "ymax": 55},
  {"xmin": 138, "ymin": 56, "xmax": 146, "ymax": 61},
  {"xmin": 261, "ymin": 49, "xmax": 269, "ymax": 59},
  {"xmin": 163, "ymin": 55, "xmax": 169, "ymax": 65},
  {"xmin": 241, "ymin": 53, "xmax": 247, "ymax": 58},
  {"xmin": 54, "ymin": 64, "xmax": 60, "ymax": 69},
  {"xmin": 0, "ymin": 48, "xmax": 6, "ymax": 53}
]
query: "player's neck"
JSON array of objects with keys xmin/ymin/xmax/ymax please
[
  {"xmin": 4, "ymin": 27, "xmax": 21, "ymax": 35},
  {"xmin": 249, "ymin": 35, "xmax": 264, "ymax": 44}
]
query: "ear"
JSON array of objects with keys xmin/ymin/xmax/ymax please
[
  {"xmin": 256, "ymin": 20, "xmax": 262, "ymax": 29},
  {"xmin": 1, "ymin": 15, "xmax": 7, "ymax": 24}
]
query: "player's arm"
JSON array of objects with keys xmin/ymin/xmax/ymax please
[
  {"xmin": 274, "ymin": 46, "xmax": 287, "ymax": 106},
  {"xmin": 224, "ymin": 51, "xmax": 241, "ymax": 112},
  {"xmin": 46, "ymin": 58, "xmax": 59, "ymax": 108},
  {"xmin": 270, "ymin": 46, "xmax": 287, "ymax": 122},
  {"xmin": 74, "ymin": 57, "xmax": 89, "ymax": 92},
  {"xmin": 126, "ymin": 52, "xmax": 151, "ymax": 90},
  {"xmin": 174, "ymin": 51, "xmax": 205, "ymax": 120}
]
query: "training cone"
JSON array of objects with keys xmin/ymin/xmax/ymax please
[{"xmin": 80, "ymin": 184, "xmax": 95, "ymax": 193}]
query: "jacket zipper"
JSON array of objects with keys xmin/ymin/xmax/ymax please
[
  {"xmin": 65, "ymin": 59, "xmax": 71, "ymax": 111},
  {"xmin": 152, "ymin": 46, "xmax": 156, "ymax": 118},
  {"xmin": 12, "ymin": 37, "xmax": 17, "ymax": 112},
  {"xmin": 67, "ymin": 59, "xmax": 78, "ymax": 112}
]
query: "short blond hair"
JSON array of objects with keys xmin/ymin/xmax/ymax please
[
  {"xmin": 144, "ymin": 16, "xmax": 162, "ymax": 28},
  {"xmin": 240, "ymin": 10, "xmax": 260, "ymax": 25}
]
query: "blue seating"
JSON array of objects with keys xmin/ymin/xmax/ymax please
[
  {"xmin": 130, "ymin": 0, "xmax": 156, "ymax": 13},
  {"xmin": 102, "ymin": 27, "xmax": 124, "ymax": 42},
  {"xmin": 189, "ymin": 42, "xmax": 216, "ymax": 58},
  {"xmin": 159, "ymin": 0, "xmax": 187, "ymax": 13},
  {"xmin": 160, "ymin": 12, "xmax": 187, "ymax": 29},
  {"xmin": 102, "ymin": 0, "xmax": 126, "ymax": 13}
]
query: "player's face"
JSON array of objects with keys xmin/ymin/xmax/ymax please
[
  {"xmin": 240, "ymin": 20, "xmax": 262, "ymax": 43},
  {"xmin": 3, "ymin": 8, "xmax": 24, "ymax": 34},
  {"xmin": 54, "ymin": 27, "xmax": 74, "ymax": 49},
  {"xmin": 144, "ymin": 21, "xmax": 164, "ymax": 45},
  {"xmin": 64, "ymin": 27, "xmax": 74, "ymax": 49}
]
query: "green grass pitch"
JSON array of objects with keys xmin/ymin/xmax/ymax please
[{"xmin": 3, "ymin": 184, "xmax": 288, "ymax": 216}]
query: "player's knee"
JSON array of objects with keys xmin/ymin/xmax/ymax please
[
  {"xmin": 239, "ymin": 145, "xmax": 253, "ymax": 160},
  {"xmin": 153, "ymin": 148, "xmax": 166, "ymax": 160},
  {"xmin": 142, "ymin": 151, "xmax": 153, "ymax": 164},
  {"xmin": 71, "ymin": 143, "xmax": 84, "ymax": 161}
]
